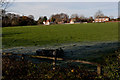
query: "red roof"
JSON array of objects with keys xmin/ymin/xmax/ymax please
[{"xmin": 96, "ymin": 16, "xmax": 109, "ymax": 18}]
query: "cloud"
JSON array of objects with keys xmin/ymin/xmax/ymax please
[
  {"xmin": 7, "ymin": 2, "xmax": 118, "ymax": 20},
  {"xmin": 14, "ymin": 0, "xmax": 119, "ymax": 2}
]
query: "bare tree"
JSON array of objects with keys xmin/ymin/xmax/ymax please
[
  {"xmin": 0, "ymin": 0, "xmax": 15, "ymax": 19},
  {"xmin": 0, "ymin": 0, "xmax": 14, "ymax": 10},
  {"xmin": 28, "ymin": 15, "xmax": 34, "ymax": 20},
  {"xmin": 71, "ymin": 14, "xmax": 79, "ymax": 18},
  {"xmin": 109, "ymin": 16, "xmax": 114, "ymax": 19},
  {"xmin": 79, "ymin": 14, "xmax": 85, "ymax": 19},
  {"xmin": 94, "ymin": 10, "xmax": 104, "ymax": 18}
]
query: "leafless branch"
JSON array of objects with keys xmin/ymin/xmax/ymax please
[{"xmin": 0, "ymin": 0, "xmax": 15, "ymax": 10}]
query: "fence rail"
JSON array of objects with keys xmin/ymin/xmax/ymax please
[{"xmin": 2, "ymin": 52, "xmax": 102, "ymax": 75}]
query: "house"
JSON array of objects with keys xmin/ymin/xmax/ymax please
[
  {"xmin": 70, "ymin": 18, "xmax": 77, "ymax": 24},
  {"xmin": 95, "ymin": 16, "xmax": 110, "ymax": 22},
  {"xmin": 43, "ymin": 20, "xmax": 50, "ymax": 25},
  {"xmin": 83, "ymin": 22, "xmax": 87, "ymax": 24},
  {"xmin": 70, "ymin": 19, "xmax": 74, "ymax": 24},
  {"xmin": 57, "ymin": 21, "xmax": 64, "ymax": 24}
]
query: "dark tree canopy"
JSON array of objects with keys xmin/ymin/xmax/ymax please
[
  {"xmin": 37, "ymin": 16, "xmax": 47, "ymax": 24},
  {"xmin": 2, "ymin": 13, "xmax": 36, "ymax": 27},
  {"xmin": 50, "ymin": 13, "xmax": 69, "ymax": 23}
]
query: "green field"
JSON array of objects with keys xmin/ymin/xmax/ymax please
[{"xmin": 2, "ymin": 23, "xmax": 118, "ymax": 48}]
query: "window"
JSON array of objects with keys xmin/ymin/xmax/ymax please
[{"xmin": 106, "ymin": 18, "xmax": 108, "ymax": 21}]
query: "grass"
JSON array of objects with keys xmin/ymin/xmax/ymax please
[
  {"xmin": 2, "ymin": 23, "xmax": 119, "ymax": 79},
  {"xmin": 2, "ymin": 22, "xmax": 118, "ymax": 48}
]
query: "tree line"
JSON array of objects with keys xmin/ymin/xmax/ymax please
[
  {"xmin": 2, "ymin": 10, "xmax": 120, "ymax": 27},
  {"xmin": 2, "ymin": 11, "xmax": 92, "ymax": 27},
  {"xmin": 1, "ymin": 1, "xmax": 120, "ymax": 27},
  {"xmin": 2, "ymin": 12, "xmax": 37, "ymax": 27}
]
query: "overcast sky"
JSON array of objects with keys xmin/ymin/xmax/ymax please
[
  {"xmin": 14, "ymin": 0, "xmax": 120, "ymax": 2},
  {"xmin": 7, "ymin": 2, "xmax": 118, "ymax": 20}
]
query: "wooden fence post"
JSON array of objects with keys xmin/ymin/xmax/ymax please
[
  {"xmin": 97, "ymin": 64, "xmax": 101, "ymax": 75},
  {"xmin": 53, "ymin": 50, "xmax": 57, "ymax": 70},
  {"xmin": 21, "ymin": 54, "xmax": 24, "ymax": 61}
]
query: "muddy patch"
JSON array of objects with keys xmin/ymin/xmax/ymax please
[{"xmin": 2, "ymin": 41, "xmax": 119, "ymax": 63}]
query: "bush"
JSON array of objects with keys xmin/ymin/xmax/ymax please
[
  {"xmin": 2, "ymin": 56, "xmax": 100, "ymax": 80},
  {"xmin": 102, "ymin": 51, "xmax": 120, "ymax": 79}
]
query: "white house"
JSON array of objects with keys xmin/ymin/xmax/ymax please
[
  {"xmin": 95, "ymin": 16, "xmax": 110, "ymax": 23},
  {"xmin": 43, "ymin": 21, "xmax": 46, "ymax": 25},
  {"xmin": 70, "ymin": 19, "xmax": 74, "ymax": 24},
  {"xmin": 43, "ymin": 20, "xmax": 50, "ymax": 25}
]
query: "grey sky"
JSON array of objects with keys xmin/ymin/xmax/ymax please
[
  {"xmin": 7, "ymin": 2, "xmax": 118, "ymax": 20},
  {"xmin": 14, "ymin": 0, "xmax": 119, "ymax": 2}
]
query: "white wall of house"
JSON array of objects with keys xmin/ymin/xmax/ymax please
[
  {"xmin": 43, "ymin": 21, "xmax": 46, "ymax": 24},
  {"xmin": 45, "ymin": 21, "xmax": 50, "ymax": 25},
  {"xmin": 95, "ymin": 17, "xmax": 109, "ymax": 22},
  {"xmin": 43, "ymin": 21, "xmax": 50, "ymax": 25},
  {"xmin": 70, "ymin": 20, "xmax": 74, "ymax": 24}
]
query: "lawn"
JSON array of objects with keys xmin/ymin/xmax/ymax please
[{"xmin": 2, "ymin": 22, "xmax": 118, "ymax": 48}]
